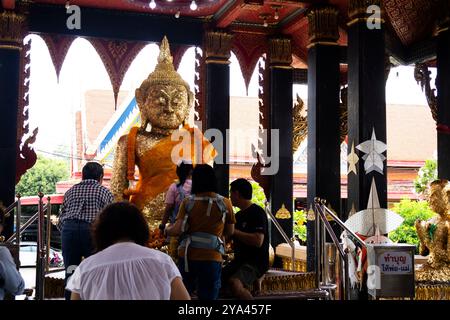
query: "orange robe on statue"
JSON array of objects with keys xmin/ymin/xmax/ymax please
[{"xmin": 124, "ymin": 125, "xmax": 216, "ymax": 211}]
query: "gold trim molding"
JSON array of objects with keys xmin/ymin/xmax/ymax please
[
  {"xmin": 268, "ymin": 38, "xmax": 292, "ymax": 67},
  {"xmin": 307, "ymin": 6, "xmax": 340, "ymax": 47},
  {"xmin": 0, "ymin": 11, "xmax": 26, "ymax": 49},
  {"xmin": 347, "ymin": 17, "xmax": 385, "ymax": 27},
  {"xmin": 204, "ymin": 31, "xmax": 233, "ymax": 62},
  {"xmin": 348, "ymin": 0, "xmax": 382, "ymax": 20}
]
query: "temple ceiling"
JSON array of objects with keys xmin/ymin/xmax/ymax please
[{"xmin": 17, "ymin": 0, "xmax": 442, "ymax": 67}]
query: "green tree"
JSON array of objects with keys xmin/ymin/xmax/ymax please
[
  {"xmin": 414, "ymin": 159, "xmax": 437, "ymax": 195},
  {"xmin": 16, "ymin": 155, "xmax": 70, "ymax": 196},
  {"xmin": 293, "ymin": 209, "xmax": 307, "ymax": 244},
  {"xmin": 389, "ymin": 199, "xmax": 435, "ymax": 253},
  {"xmin": 250, "ymin": 181, "xmax": 267, "ymax": 209}
]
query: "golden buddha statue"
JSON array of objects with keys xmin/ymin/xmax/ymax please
[
  {"xmin": 415, "ymin": 179, "xmax": 450, "ymax": 282},
  {"xmin": 111, "ymin": 36, "xmax": 214, "ymax": 230}
]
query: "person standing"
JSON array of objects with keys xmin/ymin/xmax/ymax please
[
  {"xmin": 223, "ymin": 178, "xmax": 269, "ymax": 300},
  {"xmin": 166, "ymin": 164, "xmax": 235, "ymax": 300},
  {"xmin": 58, "ymin": 162, "xmax": 113, "ymax": 300},
  {"xmin": 160, "ymin": 161, "xmax": 193, "ymax": 260},
  {"xmin": 0, "ymin": 207, "xmax": 25, "ymax": 300}
]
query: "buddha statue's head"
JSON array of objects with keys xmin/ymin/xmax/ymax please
[{"xmin": 136, "ymin": 36, "xmax": 193, "ymax": 135}]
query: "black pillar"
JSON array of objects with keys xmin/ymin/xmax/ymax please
[
  {"xmin": 267, "ymin": 38, "xmax": 293, "ymax": 248},
  {"xmin": 436, "ymin": 20, "xmax": 450, "ymax": 179},
  {"xmin": 306, "ymin": 6, "xmax": 341, "ymax": 272},
  {"xmin": 204, "ymin": 31, "xmax": 233, "ymax": 197},
  {"xmin": 347, "ymin": 0, "xmax": 387, "ymax": 212},
  {"xmin": 0, "ymin": 11, "xmax": 25, "ymax": 239}
]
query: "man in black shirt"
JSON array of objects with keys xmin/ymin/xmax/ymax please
[{"xmin": 223, "ymin": 178, "xmax": 269, "ymax": 299}]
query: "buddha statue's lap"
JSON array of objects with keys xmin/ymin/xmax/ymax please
[{"xmin": 111, "ymin": 36, "xmax": 209, "ymax": 230}]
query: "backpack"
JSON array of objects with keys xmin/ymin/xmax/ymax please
[
  {"xmin": 178, "ymin": 194, "xmax": 228, "ymax": 272},
  {"xmin": 169, "ymin": 184, "xmax": 186, "ymax": 224}
]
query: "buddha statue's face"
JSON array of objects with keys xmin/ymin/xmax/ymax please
[{"xmin": 137, "ymin": 84, "xmax": 191, "ymax": 132}]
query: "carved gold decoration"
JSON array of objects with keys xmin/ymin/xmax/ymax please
[
  {"xmin": 307, "ymin": 206, "xmax": 315, "ymax": 221},
  {"xmin": 415, "ymin": 179, "xmax": 450, "ymax": 282},
  {"xmin": 292, "ymin": 94, "xmax": 307, "ymax": 153},
  {"xmin": 307, "ymin": 6, "xmax": 340, "ymax": 48},
  {"xmin": 414, "ymin": 63, "xmax": 438, "ymax": 124},
  {"xmin": 248, "ymin": 271, "xmax": 316, "ymax": 294},
  {"xmin": 268, "ymin": 38, "xmax": 292, "ymax": 67},
  {"xmin": 281, "ymin": 257, "xmax": 308, "ymax": 272},
  {"xmin": 339, "ymin": 86, "xmax": 348, "ymax": 144},
  {"xmin": 0, "ymin": 11, "xmax": 26, "ymax": 49},
  {"xmin": 415, "ymin": 283, "xmax": 450, "ymax": 300},
  {"xmin": 292, "ymin": 85, "xmax": 346, "ymax": 153},
  {"xmin": 275, "ymin": 204, "xmax": 291, "ymax": 219},
  {"xmin": 204, "ymin": 31, "xmax": 233, "ymax": 62}
]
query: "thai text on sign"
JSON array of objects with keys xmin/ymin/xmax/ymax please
[{"xmin": 378, "ymin": 252, "xmax": 412, "ymax": 274}]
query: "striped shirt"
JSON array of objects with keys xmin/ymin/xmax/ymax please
[{"xmin": 58, "ymin": 179, "xmax": 113, "ymax": 230}]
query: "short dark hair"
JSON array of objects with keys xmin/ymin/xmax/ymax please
[
  {"xmin": 191, "ymin": 164, "xmax": 217, "ymax": 194},
  {"xmin": 176, "ymin": 162, "xmax": 193, "ymax": 187},
  {"xmin": 230, "ymin": 178, "xmax": 253, "ymax": 200},
  {"xmin": 82, "ymin": 162, "xmax": 104, "ymax": 181},
  {"xmin": 92, "ymin": 202, "xmax": 150, "ymax": 252}
]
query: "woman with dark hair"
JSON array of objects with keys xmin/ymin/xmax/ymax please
[
  {"xmin": 65, "ymin": 202, "xmax": 190, "ymax": 300},
  {"xmin": 160, "ymin": 161, "xmax": 193, "ymax": 229},
  {"xmin": 166, "ymin": 164, "xmax": 235, "ymax": 300},
  {"xmin": 161, "ymin": 161, "xmax": 193, "ymax": 259}
]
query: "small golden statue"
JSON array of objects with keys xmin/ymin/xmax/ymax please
[
  {"xmin": 415, "ymin": 179, "xmax": 450, "ymax": 282},
  {"xmin": 111, "ymin": 36, "xmax": 214, "ymax": 229}
]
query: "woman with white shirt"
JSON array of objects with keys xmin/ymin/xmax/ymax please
[{"xmin": 66, "ymin": 202, "xmax": 190, "ymax": 300}]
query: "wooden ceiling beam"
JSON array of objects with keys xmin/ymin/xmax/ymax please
[
  {"xmin": 280, "ymin": 9, "xmax": 308, "ymax": 34},
  {"xmin": 214, "ymin": 0, "xmax": 246, "ymax": 28}
]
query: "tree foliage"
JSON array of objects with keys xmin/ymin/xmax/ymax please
[
  {"xmin": 414, "ymin": 159, "xmax": 437, "ymax": 196},
  {"xmin": 16, "ymin": 155, "xmax": 70, "ymax": 196},
  {"xmin": 293, "ymin": 209, "xmax": 307, "ymax": 244},
  {"xmin": 389, "ymin": 199, "xmax": 435, "ymax": 253}
]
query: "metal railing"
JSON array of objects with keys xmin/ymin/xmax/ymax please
[
  {"xmin": 313, "ymin": 198, "xmax": 366, "ymax": 300},
  {"xmin": 264, "ymin": 201, "xmax": 296, "ymax": 272},
  {"xmin": 2, "ymin": 193, "xmax": 58, "ymax": 300}
]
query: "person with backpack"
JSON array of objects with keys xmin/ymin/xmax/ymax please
[
  {"xmin": 165, "ymin": 164, "xmax": 235, "ymax": 300},
  {"xmin": 160, "ymin": 161, "xmax": 193, "ymax": 259}
]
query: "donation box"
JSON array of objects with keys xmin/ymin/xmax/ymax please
[{"xmin": 366, "ymin": 244, "xmax": 415, "ymax": 299}]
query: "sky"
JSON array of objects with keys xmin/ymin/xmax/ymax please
[{"xmin": 25, "ymin": 34, "xmax": 435, "ymax": 159}]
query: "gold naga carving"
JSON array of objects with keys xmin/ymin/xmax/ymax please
[
  {"xmin": 415, "ymin": 179, "xmax": 450, "ymax": 282},
  {"xmin": 204, "ymin": 31, "xmax": 233, "ymax": 63},
  {"xmin": 307, "ymin": 6, "xmax": 340, "ymax": 48},
  {"xmin": 292, "ymin": 94, "xmax": 307, "ymax": 153},
  {"xmin": 292, "ymin": 86, "xmax": 349, "ymax": 154},
  {"xmin": 414, "ymin": 63, "xmax": 438, "ymax": 124},
  {"xmin": 0, "ymin": 11, "xmax": 26, "ymax": 50}
]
